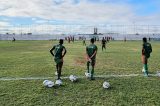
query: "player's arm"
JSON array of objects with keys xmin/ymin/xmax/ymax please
[
  {"xmin": 142, "ymin": 44, "xmax": 145, "ymax": 55},
  {"xmin": 90, "ymin": 46, "xmax": 98, "ymax": 59},
  {"xmin": 90, "ymin": 51, "xmax": 97, "ymax": 59},
  {"xmin": 86, "ymin": 47, "xmax": 90, "ymax": 60},
  {"xmin": 50, "ymin": 46, "xmax": 55, "ymax": 57},
  {"xmin": 62, "ymin": 47, "xmax": 67, "ymax": 58}
]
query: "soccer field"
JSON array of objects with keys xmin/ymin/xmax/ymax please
[{"xmin": 0, "ymin": 40, "xmax": 160, "ymax": 106}]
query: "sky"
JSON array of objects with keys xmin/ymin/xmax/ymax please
[{"xmin": 0, "ymin": 0, "xmax": 160, "ymax": 34}]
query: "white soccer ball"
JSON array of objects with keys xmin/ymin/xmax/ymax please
[
  {"xmin": 157, "ymin": 71, "xmax": 160, "ymax": 77},
  {"xmin": 43, "ymin": 80, "xmax": 49, "ymax": 86},
  {"xmin": 47, "ymin": 81, "xmax": 54, "ymax": 87},
  {"xmin": 69, "ymin": 75, "xmax": 78, "ymax": 82},
  {"xmin": 43, "ymin": 80, "xmax": 54, "ymax": 88},
  {"xmin": 85, "ymin": 72, "xmax": 91, "ymax": 78},
  {"xmin": 55, "ymin": 79, "xmax": 62, "ymax": 86},
  {"xmin": 103, "ymin": 81, "xmax": 110, "ymax": 89}
]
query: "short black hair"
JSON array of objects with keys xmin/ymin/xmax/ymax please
[
  {"xmin": 59, "ymin": 39, "xmax": 64, "ymax": 44},
  {"xmin": 90, "ymin": 38, "xmax": 95, "ymax": 43},
  {"xmin": 143, "ymin": 37, "xmax": 147, "ymax": 42}
]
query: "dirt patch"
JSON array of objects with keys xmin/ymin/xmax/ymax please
[
  {"xmin": 132, "ymin": 48, "xmax": 138, "ymax": 52},
  {"xmin": 74, "ymin": 55, "xmax": 86, "ymax": 66}
]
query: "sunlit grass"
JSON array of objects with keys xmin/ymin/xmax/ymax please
[{"xmin": 0, "ymin": 40, "xmax": 160, "ymax": 106}]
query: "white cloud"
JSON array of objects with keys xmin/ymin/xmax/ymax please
[
  {"xmin": 0, "ymin": 21, "xmax": 10, "ymax": 26},
  {"xmin": 0, "ymin": 0, "xmax": 160, "ymax": 34},
  {"xmin": 35, "ymin": 20, "xmax": 49, "ymax": 24},
  {"xmin": 0, "ymin": 0, "xmax": 136, "ymax": 24}
]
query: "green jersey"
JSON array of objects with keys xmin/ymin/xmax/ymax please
[
  {"xmin": 142, "ymin": 42, "xmax": 152, "ymax": 58},
  {"xmin": 86, "ymin": 44, "xmax": 98, "ymax": 60},
  {"xmin": 53, "ymin": 44, "xmax": 65, "ymax": 59},
  {"xmin": 102, "ymin": 39, "xmax": 106, "ymax": 45}
]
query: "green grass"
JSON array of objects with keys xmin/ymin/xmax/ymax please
[{"xmin": 0, "ymin": 40, "xmax": 160, "ymax": 106}]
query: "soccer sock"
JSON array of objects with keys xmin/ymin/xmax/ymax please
[
  {"xmin": 87, "ymin": 62, "xmax": 90, "ymax": 73},
  {"xmin": 145, "ymin": 64, "xmax": 148, "ymax": 74},
  {"xmin": 57, "ymin": 71, "xmax": 60, "ymax": 79},
  {"xmin": 58, "ymin": 70, "xmax": 61, "ymax": 79},
  {"xmin": 91, "ymin": 67, "xmax": 94, "ymax": 78},
  {"xmin": 144, "ymin": 64, "xmax": 148, "ymax": 75}
]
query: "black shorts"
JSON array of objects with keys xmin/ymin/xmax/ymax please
[
  {"xmin": 102, "ymin": 44, "xmax": 106, "ymax": 48},
  {"xmin": 54, "ymin": 58, "xmax": 63, "ymax": 64}
]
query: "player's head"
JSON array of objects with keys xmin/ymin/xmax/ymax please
[
  {"xmin": 143, "ymin": 37, "xmax": 147, "ymax": 43},
  {"xmin": 59, "ymin": 39, "xmax": 64, "ymax": 44},
  {"xmin": 90, "ymin": 38, "xmax": 95, "ymax": 43}
]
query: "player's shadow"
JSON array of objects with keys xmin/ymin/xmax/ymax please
[{"xmin": 148, "ymin": 72, "xmax": 155, "ymax": 74}]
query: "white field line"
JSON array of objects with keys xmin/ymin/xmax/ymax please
[{"xmin": 0, "ymin": 74, "xmax": 159, "ymax": 81}]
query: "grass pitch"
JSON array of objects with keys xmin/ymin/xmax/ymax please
[{"xmin": 0, "ymin": 40, "xmax": 160, "ymax": 106}]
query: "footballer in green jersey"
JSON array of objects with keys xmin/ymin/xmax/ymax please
[
  {"xmin": 86, "ymin": 38, "xmax": 98, "ymax": 80},
  {"xmin": 50, "ymin": 39, "xmax": 67, "ymax": 80},
  {"xmin": 141, "ymin": 37, "xmax": 152, "ymax": 76},
  {"xmin": 102, "ymin": 37, "xmax": 107, "ymax": 51}
]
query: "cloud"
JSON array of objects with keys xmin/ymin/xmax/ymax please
[
  {"xmin": 0, "ymin": 21, "xmax": 10, "ymax": 26},
  {"xmin": 0, "ymin": 0, "xmax": 136, "ymax": 24},
  {"xmin": 1, "ymin": 0, "xmax": 160, "ymax": 25}
]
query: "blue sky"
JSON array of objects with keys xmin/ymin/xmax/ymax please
[{"xmin": 0, "ymin": 0, "xmax": 160, "ymax": 33}]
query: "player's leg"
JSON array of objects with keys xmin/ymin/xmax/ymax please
[
  {"xmin": 90, "ymin": 60, "xmax": 95, "ymax": 80},
  {"xmin": 102, "ymin": 45, "xmax": 104, "ymax": 51},
  {"xmin": 57, "ymin": 62, "xmax": 63, "ymax": 79},
  {"xmin": 87, "ymin": 61, "xmax": 90, "ymax": 73},
  {"xmin": 141, "ymin": 55, "xmax": 148, "ymax": 76},
  {"xmin": 56, "ymin": 64, "xmax": 58, "ymax": 71},
  {"xmin": 144, "ymin": 58, "xmax": 148, "ymax": 75},
  {"xmin": 54, "ymin": 58, "xmax": 58, "ymax": 75},
  {"xmin": 104, "ymin": 45, "xmax": 106, "ymax": 51},
  {"xmin": 55, "ymin": 64, "xmax": 58, "ymax": 75}
]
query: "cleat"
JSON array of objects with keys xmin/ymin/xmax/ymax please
[{"xmin": 55, "ymin": 79, "xmax": 62, "ymax": 85}]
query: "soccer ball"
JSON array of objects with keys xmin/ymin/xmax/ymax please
[
  {"xmin": 157, "ymin": 71, "xmax": 160, "ymax": 77},
  {"xmin": 43, "ymin": 80, "xmax": 49, "ymax": 86},
  {"xmin": 103, "ymin": 81, "xmax": 110, "ymax": 89},
  {"xmin": 43, "ymin": 80, "xmax": 54, "ymax": 88},
  {"xmin": 69, "ymin": 75, "xmax": 78, "ymax": 82},
  {"xmin": 55, "ymin": 79, "xmax": 62, "ymax": 86},
  {"xmin": 85, "ymin": 72, "xmax": 91, "ymax": 78}
]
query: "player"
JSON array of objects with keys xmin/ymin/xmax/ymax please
[
  {"xmin": 101, "ymin": 37, "xmax": 107, "ymax": 51},
  {"xmin": 83, "ymin": 37, "xmax": 86, "ymax": 46},
  {"xmin": 124, "ymin": 37, "xmax": 126, "ymax": 42},
  {"xmin": 12, "ymin": 37, "xmax": 16, "ymax": 42},
  {"xmin": 50, "ymin": 39, "xmax": 67, "ymax": 82},
  {"xmin": 141, "ymin": 37, "xmax": 152, "ymax": 76},
  {"xmin": 86, "ymin": 38, "xmax": 98, "ymax": 80}
]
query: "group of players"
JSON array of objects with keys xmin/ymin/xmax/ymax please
[{"xmin": 50, "ymin": 37, "xmax": 152, "ymax": 83}]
